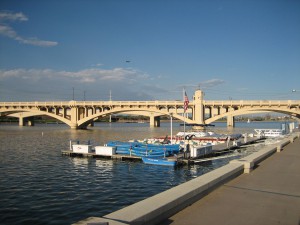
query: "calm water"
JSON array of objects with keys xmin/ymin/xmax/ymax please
[{"xmin": 0, "ymin": 121, "xmax": 287, "ymax": 225}]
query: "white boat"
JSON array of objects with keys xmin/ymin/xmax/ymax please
[
  {"xmin": 69, "ymin": 140, "xmax": 94, "ymax": 153},
  {"xmin": 176, "ymin": 131, "xmax": 209, "ymax": 138},
  {"xmin": 254, "ymin": 129, "xmax": 284, "ymax": 138},
  {"xmin": 95, "ymin": 146, "xmax": 116, "ymax": 156},
  {"xmin": 72, "ymin": 144, "xmax": 93, "ymax": 153}
]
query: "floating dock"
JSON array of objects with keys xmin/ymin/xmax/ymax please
[
  {"xmin": 62, "ymin": 137, "xmax": 263, "ymax": 166},
  {"xmin": 61, "ymin": 150, "xmax": 142, "ymax": 161}
]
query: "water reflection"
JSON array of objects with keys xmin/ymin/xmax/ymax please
[
  {"xmin": 0, "ymin": 121, "xmax": 287, "ymax": 225},
  {"xmin": 71, "ymin": 157, "xmax": 90, "ymax": 167}
]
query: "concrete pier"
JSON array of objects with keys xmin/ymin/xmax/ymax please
[
  {"xmin": 73, "ymin": 132, "xmax": 300, "ymax": 225},
  {"xmin": 163, "ymin": 134, "xmax": 300, "ymax": 225}
]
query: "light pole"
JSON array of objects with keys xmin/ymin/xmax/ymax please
[
  {"xmin": 109, "ymin": 90, "xmax": 112, "ymax": 123},
  {"xmin": 291, "ymin": 90, "xmax": 300, "ymax": 129}
]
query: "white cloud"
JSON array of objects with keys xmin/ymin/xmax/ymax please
[
  {"xmin": 0, "ymin": 11, "xmax": 58, "ymax": 47},
  {"xmin": 0, "ymin": 24, "xmax": 17, "ymax": 38},
  {"xmin": 0, "ymin": 67, "xmax": 149, "ymax": 83},
  {"xmin": 200, "ymin": 79, "xmax": 225, "ymax": 88},
  {"xmin": 18, "ymin": 37, "xmax": 57, "ymax": 47},
  {"xmin": 0, "ymin": 67, "xmax": 154, "ymax": 101},
  {"xmin": 0, "ymin": 11, "xmax": 28, "ymax": 21}
]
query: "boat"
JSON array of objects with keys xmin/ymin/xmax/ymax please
[
  {"xmin": 254, "ymin": 129, "xmax": 284, "ymax": 138},
  {"xmin": 142, "ymin": 157, "xmax": 177, "ymax": 166},
  {"xmin": 176, "ymin": 131, "xmax": 210, "ymax": 137},
  {"xmin": 72, "ymin": 144, "xmax": 93, "ymax": 153},
  {"xmin": 70, "ymin": 140, "xmax": 94, "ymax": 153},
  {"xmin": 106, "ymin": 141, "xmax": 181, "ymax": 157}
]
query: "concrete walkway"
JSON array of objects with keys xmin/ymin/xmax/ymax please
[{"xmin": 162, "ymin": 138, "xmax": 300, "ymax": 225}]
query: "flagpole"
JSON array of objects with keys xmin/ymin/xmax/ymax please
[
  {"xmin": 183, "ymin": 88, "xmax": 186, "ymax": 140},
  {"xmin": 183, "ymin": 89, "xmax": 190, "ymax": 159}
]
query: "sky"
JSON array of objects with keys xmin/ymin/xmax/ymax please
[{"xmin": 0, "ymin": 0, "xmax": 299, "ymax": 102}]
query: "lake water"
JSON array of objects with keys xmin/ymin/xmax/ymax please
[{"xmin": 0, "ymin": 121, "xmax": 289, "ymax": 225}]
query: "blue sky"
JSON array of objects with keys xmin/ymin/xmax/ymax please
[{"xmin": 0, "ymin": 0, "xmax": 299, "ymax": 101}]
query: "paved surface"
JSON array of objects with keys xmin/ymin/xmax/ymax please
[{"xmin": 162, "ymin": 137, "xmax": 300, "ymax": 225}]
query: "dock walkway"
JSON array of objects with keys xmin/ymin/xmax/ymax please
[{"xmin": 162, "ymin": 137, "xmax": 300, "ymax": 225}]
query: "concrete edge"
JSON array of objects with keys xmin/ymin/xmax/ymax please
[
  {"xmin": 107, "ymin": 163, "xmax": 243, "ymax": 225},
  {"xmin": 73, "ymin": 132, "xmax": 299, "ymax": 225},
  {"xmin": 230, "ymin": 145, "xmax": 277, "ymax": 173},
  {"xmin": 73, "ymin": 163, "xmax": 243, "ymax": 225},
  {"xmin": 230, "ymin": 132, "xmax": 299, "ymax": 173}
]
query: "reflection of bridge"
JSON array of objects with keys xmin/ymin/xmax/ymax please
[{"xmin": 1, "ymin": 90, "xmax": 300, "ymax": 129}]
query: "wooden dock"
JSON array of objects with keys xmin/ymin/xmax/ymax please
[
  {"xmin": 62, "ymin": 137, "xmax": 264, "ymax": 166},
  {"xmin": 61, "ymin": 150, "xmax": 142, "ymax": 161}
]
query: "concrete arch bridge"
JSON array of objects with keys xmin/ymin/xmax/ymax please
[{"xmin": 1, "ymin": 90, "xmax": 300, "ymax": 129}]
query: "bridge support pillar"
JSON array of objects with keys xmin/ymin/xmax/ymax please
[
  {"xmin": 19, "ymin": 115, "xmax": 24, "ymax": 126},
  {"xmin": 150, "ymin": 115, "xmax": 160, "ymax": 127},
  {"xmin": 193, "ymin": 90, "xmax": 205, "ymax": 125},
  {"xmin": 70, "ymin": 107, "xmax": 79, "ymax": 129},
  {"xmin": 18, "ymin": 114, "xmax": 34, "ymax": 127},
  {"xmin": 227, "ymin": 115, "xmax": 235, "ymax": 127},
  {"xmin": 70, "ymin": 124, "xmax": 78, "ymax": 129},
  {"xmin": 27, "ymin": 117, "xmax": 34, "ymax": 126}
]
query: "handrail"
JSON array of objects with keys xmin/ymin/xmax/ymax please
[{"xmin": 1, "ymin": 100, "xmax": 300, "ymax": 107}]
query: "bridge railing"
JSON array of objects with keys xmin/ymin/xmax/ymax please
[
  {"xmin": 0, "ymin": 101, "xmax": 72, "ymax": 107},
  {"xmin": 205, "ymin": 100, "xmax": 300, "ymax": 106},
  {"xmin": 1, "ymin": 100, "xmax": 300, "ymax": 108},
  {"xmin": 0, "ymin": 100, "xmax": 187, "ymax": 107}
]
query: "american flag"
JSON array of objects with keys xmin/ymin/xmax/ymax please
[{"xmin": 184, "ymin": 91, "xmax": 189, "ymax": 112}]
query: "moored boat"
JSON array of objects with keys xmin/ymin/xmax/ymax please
[
  {"xmin": 142, "ymin": 157, "xmax": 177, "ymax": 166},
  {"xmin": 106, "ymin": 141, "xmax": 180, "ymax": 157},
  {"xmin": 254, "ymin": 129, "xmax": 284, "ymax": 138}
]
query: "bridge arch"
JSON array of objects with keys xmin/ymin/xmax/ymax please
[
  {"xmin": 205, "ymin": 107, "xmax": 300, "ymax": 124},
  {"xmin": 77, "ymin": 108, "xmax": 194, "ymax": 128},
  {"xmin": 0, "ymin": 109, "xmax": 74, "ymax": 127}
]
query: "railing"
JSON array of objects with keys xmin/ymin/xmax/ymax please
[
  {"xmin": 0, "ymin": 100, "xmax": 188, "ymax": 107},
  {"xmin": 1, "ymin": 100, "xmax": 300, "ymax": 108},
  {"xmin": 204, "ymin": 100, "xmax": 300, "ymax": 106}
]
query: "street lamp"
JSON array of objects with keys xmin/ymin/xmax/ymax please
[{"xmin": 109, "ymin": 90, "xmax": 112, "ymax": 123}]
